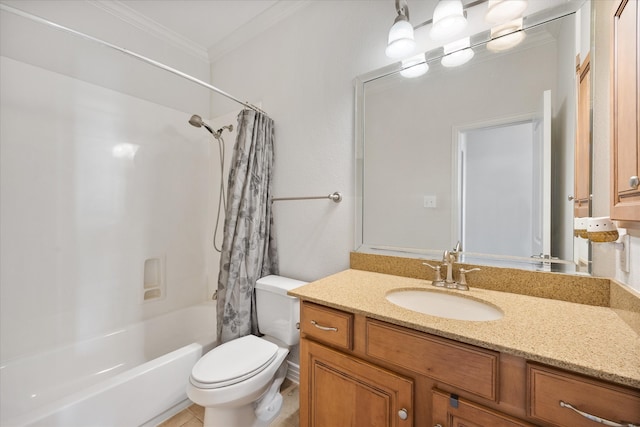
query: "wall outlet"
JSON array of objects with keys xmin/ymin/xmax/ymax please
[
  {"xmin": 619, "ymin": 234, "xmax": 630, "ymax": 273},
  {"xmin": 424, "ymin": 195, "xmax": 437, "ymax": 208}
]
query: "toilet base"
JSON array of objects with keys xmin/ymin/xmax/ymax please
[{"xmin": 202, "ymin": 396, "xmax": 283, "ymax": 427}]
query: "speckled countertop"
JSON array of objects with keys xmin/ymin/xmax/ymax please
[{"xmin": 289, "ymin": 269, "xmax": 640, "ymax": 389}]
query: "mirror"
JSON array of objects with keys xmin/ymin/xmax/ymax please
[{"xmin": 355, "ymin": 2, "xmax": 591, "ymax": 273}]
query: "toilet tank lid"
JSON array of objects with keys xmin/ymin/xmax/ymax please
[{"xmin": 256, "ymin": 275, "xmax": 307, "ymax": 295}]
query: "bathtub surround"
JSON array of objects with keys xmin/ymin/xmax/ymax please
[
  {"xmin": 217, "ymin": 110, "xmax": 279, "ymax": 343},
  {"xmin": 1, "ymin": 2, "xmax": 216, "ymax": 424},
  {"xmin": 0, "ymin": 56, "xmax": 211, "ymax": 362}
]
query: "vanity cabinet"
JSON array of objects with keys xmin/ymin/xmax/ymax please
[
  {"xmin": 527, "ymin": 363, "xmax": 640, "ymax": 427},
  {"xmin": 299, "ymin": 301, "xmax": 640, "ymax": 427},
  {"xmin": 432, "ymin": 388, "xmax": 535, "ymax": 427},
  {"xmin": 611, "ymin": 0, "xmax": 640, "ymax": 221},
  {"xmin": 299, "ymin": 303, "xmax": 413, "ymax": 427},
  {"xmin": 301, "ymin": 338, "xmax": 413, "ymax": 427}
]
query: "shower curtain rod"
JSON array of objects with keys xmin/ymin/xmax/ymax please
[{"xmin": 0, "ymin": 4, "xmax": 268, "ymax": 117}]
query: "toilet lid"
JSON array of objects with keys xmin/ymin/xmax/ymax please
[{"xmin": 190, "ymin": 334, "xmax": 278, "ymax": 389}]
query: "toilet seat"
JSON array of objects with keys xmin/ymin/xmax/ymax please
[{"xmin": 190, "ymin": 334, "xmax": 278, "ymax": 390}]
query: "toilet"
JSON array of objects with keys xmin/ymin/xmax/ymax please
[{"xmin": 187, "ymin": 275, "xmax": 305, "ymax": 427}]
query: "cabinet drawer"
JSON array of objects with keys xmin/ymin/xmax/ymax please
[
  {"xmin": 366, "ymin": 319, "xmax": 498, "ymax": 401},
  {"xmin": 300, "ymin": 302, "xmax": 353, "ymax": 350},
  {"xmin": 527, "ymin": 363, "xmax": 640, "ymax": 427}
]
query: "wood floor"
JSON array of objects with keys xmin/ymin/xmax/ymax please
[{"xmin": 158, "ymin": 379, "xmax": 299, "ymax": 427}]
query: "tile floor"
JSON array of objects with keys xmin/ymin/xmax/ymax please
[{"xmin": 158, "ymin": 380, "xmax": 299, "ymax": 427}]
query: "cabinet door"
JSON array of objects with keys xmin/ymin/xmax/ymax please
[
  {"xmin": 432, "ymin": 389, "xmax": 535, "ymax": 427},
  {"xmin": 611, "ymin": 0, "xmax": 640, "ymax": 220},
  {"xmin": 300, "ymin": 338, "xmax": 413, "ymax": 427}
]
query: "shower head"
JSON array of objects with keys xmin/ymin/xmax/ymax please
[
  {"xmin": 188, "ymin": 114, "xmax": 214, "ymax": 134},
  {"xmin": 188, "ymin": 114, "xmax": 233, "ymax": 139}
]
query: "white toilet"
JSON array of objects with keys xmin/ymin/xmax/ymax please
[{"xmin": 187, "ymin": 275, "xmax": 305, "ymax": 427}]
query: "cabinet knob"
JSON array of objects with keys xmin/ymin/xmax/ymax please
[
  {"xmin": 630, "ymin": 176, "xmax": 639, "ymax": 190},
  {"xmin": 434, "ymin": 424, "xmax": 443, "ymax": 427},
  {"xmin": 398, "ymin": 408, "xmax": 408, "ymax": 420}
]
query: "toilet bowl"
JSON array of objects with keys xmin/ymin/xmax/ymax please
[{"xmin": 187, "ymin": 275, "xmax": 305, "ymax": 427}]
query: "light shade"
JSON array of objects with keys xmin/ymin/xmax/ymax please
[
  {"xmin": 400, "ymin": 54, "xmax": 429, "ymax": 78},
  {"xmin": 485, "ymin": 0, "xmax": 528, "ymax": 24},
  {"xmin": 441, "ymin": 37, "xmax": 474, "ymax": 67},
  {"xmin": 386, "ymin": 16, "xmax": 416, "ymax": 59},
  {"xmin": 487, "ymin": 19, "xmax": 526, "ymax": 52},
  {"xmin": 430, "ymin": 0, "xmax": 467, "ymax": 41}
]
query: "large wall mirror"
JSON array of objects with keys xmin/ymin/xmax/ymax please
[{"xmin": 355, "ymin": 1, "xmax": 592, "ymax": 273}]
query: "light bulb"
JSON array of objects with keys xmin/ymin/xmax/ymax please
[
  {"xmin": 430, "ymin": 0, "xmax": 467, "ymax": 41},
  {"xmin": 485, "ymin": 0, "xmax": 528, "ymax": 24},
  {"xmin": 487, "ymin": 19, "xmax": 526, "ymax": 52},
  {"xmin": 386, "ymin": 17, "xmax": 416, "ymax": 59},
  {"xmin": 441, "ymin": 37, "xmax": 474, "ymax": 67},
  {"xmin": 400, "ymin": 54, "xmax": 429, "ymax": 78}
]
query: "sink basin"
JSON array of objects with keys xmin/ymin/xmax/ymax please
[{"xmin": 385, "ymin": 289, "xmax": 503, "ymax": 321}]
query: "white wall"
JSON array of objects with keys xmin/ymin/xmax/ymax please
[
  {"xmin": 209, "ymin": 0, "xmax": 394, "ymax": 282},
  {"xmin": 0, "ymin": 3, "xmax": 213, "ymax": 361}
]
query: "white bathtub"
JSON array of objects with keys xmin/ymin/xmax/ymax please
[{"xmin": 0, "ymin": 303, "xmax": 216, "ymax": 427}]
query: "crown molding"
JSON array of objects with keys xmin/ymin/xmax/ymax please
[
  {"xmin": 88, "ymin": 0, "xmax": 210, "ymax": 62},
  {"xmin": 207, "ymin": 0, "xmax": 312, "ymax": 63}
]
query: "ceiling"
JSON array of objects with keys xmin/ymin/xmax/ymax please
[{"xmin": 114, "ymin": 0, "xmax": 310, "ymax": 61}]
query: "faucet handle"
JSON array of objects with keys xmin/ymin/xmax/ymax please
[
  {"xmin": 423, "ymin": 262, "xmax": 445, "ymax": 287},
  {"xmin": 457, "ymin": 267, "xmax": 481, "ymax": 290}
]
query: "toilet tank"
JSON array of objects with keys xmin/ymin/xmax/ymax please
[{"xmin": 256, "ymin": 275, "xmax": 306, "ymax": 346}]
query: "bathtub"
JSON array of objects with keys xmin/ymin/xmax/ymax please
[{"xmin": 0, "ymin": 302, "xmax": 216, "ymax": 427}]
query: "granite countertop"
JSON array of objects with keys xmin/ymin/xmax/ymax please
[{"xmin": 289, "ymin": 269, "xmax": 640, "ymax": 389}]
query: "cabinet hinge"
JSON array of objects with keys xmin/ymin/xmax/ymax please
[{"xmin": 449, "ymin": 394, "xmax": 459, "ymax": 409}]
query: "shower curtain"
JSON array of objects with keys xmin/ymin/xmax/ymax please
[{"xmin": 216, "ymin": 109, "xmax": 279, "ymax": 344}]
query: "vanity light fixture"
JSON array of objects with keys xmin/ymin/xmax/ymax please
[
  {"xmin": 385, "ymin": 0, "xmax": 416, "ymax": 59},
  {"xmin": 430, "ymin": 0, "xmax": 468, "ymax": 41},
  {"xmin": 487, "ymin": 18, "xmax": 526, "ymax": 52},
  {"xmin": 441, "ymin": 37, "xmax": 475, "ymax": 67},
  {"xmin": 485, "ymin": 0, "xmax": 528, "ymax": 24},
  {"xmin": 400, "ymin": 53, "xmax": 429, "ymax": 78}
]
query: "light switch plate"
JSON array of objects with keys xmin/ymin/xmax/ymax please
[{"xmin": 424, "ymin": 195, "xmax": 437, "ymax": 208}]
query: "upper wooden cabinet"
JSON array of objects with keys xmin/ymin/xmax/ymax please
[{"xmin": 611, "ymin": 0, "xmax": 640, "ymax": 221}]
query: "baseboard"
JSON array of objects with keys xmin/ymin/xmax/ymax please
[
  {"xmin": 142, "ymin": 398, "xmax": 192, "ymax": 427},
  {"xmin": 286, "ymin": 360, "xmax": 299, "ymax": 384}
]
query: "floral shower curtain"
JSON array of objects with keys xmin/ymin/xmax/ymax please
[{"xmin": 216, "ymin": 109, "xmax": 279, "ymax": 344}]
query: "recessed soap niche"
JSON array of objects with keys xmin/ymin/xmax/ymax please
[{"xmin": 143, "ymin": 256, "xmax": 165, "ymax": 302}]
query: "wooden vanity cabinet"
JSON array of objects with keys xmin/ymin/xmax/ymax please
[
  {"xmin": 299, "ymin": 302, "xmax": 640, "ymax": 427},
  {"xmin": 527, "ymin": 363, "xmax": 640, "ymax": 427},
  {"xmin": 432, "ymin": 388, "xmax": 536, "ymax": 427},
  {"xmin": 611, "ymin": 0, "xmax": 640, "ymax": 221},
  {"xmin": 299, "ymin": 303, "xmax": 413, "ymax": 427},
  {"xmin": 300, "ymin": 338, "xmax": 414, "ymax": 427}
]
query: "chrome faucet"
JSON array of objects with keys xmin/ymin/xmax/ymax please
[{"xmin": 442, "ymin": 250, "xmax": 457, "ymax": 289}]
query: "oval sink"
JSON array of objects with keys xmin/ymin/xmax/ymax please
[{"xmin": 385, "ymin": 289, "xmax": 503, "ymax": 321}]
